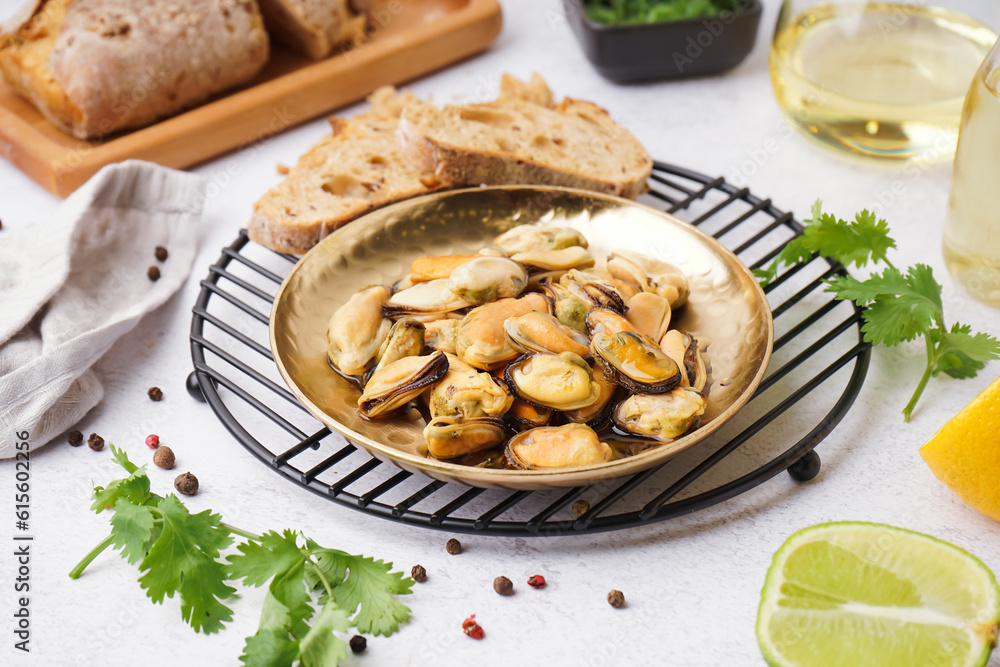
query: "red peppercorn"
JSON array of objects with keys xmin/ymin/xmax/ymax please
[
  {"xmin": 527, "ymin": 575, "xmax": 546, "ymax": 589},
  {"xmin": 462, "ymin": 614, "xmax": 484, "ymax": 640},
  {"xmin": 145, "ymin": 434, "xmax": 160, "ymax": 449}
]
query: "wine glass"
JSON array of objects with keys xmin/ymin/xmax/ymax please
[{"xmin": 770, "ymin": 0, "xmax": 998, "ymax": 161}]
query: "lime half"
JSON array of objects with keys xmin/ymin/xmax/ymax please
[{"xmin": 757, "ymin": 522, "xmax": 1000, "ymax": 667}]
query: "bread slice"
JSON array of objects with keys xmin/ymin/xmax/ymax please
[
  {"xmin": 398, "ymin": 74, "xmax": 652, "ymax": 199},
  {"xmin": 256, "ymin": 0, "xmax": 366, "ymax": 60},
  {"xmin": 247, "ymin": 87, "xmax": 442, "ymax": 254}
]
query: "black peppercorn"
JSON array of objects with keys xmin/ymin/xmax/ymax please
[
  {"xmin": 154, "ymin": 246, "xmax": 168, "ymax": 262},
  {"xmin": 148, "ymin": 386, "xmax": 163, "ymax": 401},
  {"xmin": 446, "ymin": 538, "xmax": 461, "ymax": 555},
  {"xmin": 147, "ymin": 266, "xmax": 160, "ymax": 282},
  {"xmin": 68, "ymin": 430, "xmax": 83, "ymax": 447},
  {"xmin": 349, "ymin": 635, "xmax": 367, "ymax": 654},
  {"xmin": 174, "ymin": 472, "xmax": 199, "ymax": 495},
  {"xmin": 607, "ymin": 590, "xmax": 625, "ymax": 608},
  {"xmin": 493, "ymin": 576, "xmax": 513, "ymax": 596},
  {"xmin": 87, "ymin": 433, "xmax": 104, "ymax": 451},
  {"xmin": 411, "ymin": 565, "xmax": 427, "ymax": 583}
]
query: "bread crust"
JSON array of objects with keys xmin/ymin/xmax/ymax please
[
  {"xmin": 256, "ymin": 0, "xmax": 366, "ymax": 60},
  {"xmin": 0, "ymin": 0, "xmax": 270, "ymax": 139}
]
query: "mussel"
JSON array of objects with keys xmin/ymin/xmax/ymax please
[
  {"xmin": 427, "ymin": 358, "xmax": 513, "ymax": 419},
  {"xmin": 504, "ymin": 311, "xmax": 591, "ymax": 357},
  {"xmin": 327, "ymin": 285, "xmax": 393, "ymax": 378},
  {"xmin": 372, "ymin": 320, "xmax": 424, "ymax": 373},
  {"xmin": 505, "ymin": 352, "xmax": 602, "ymax": 411},
  {"xmin": 454, "ymin": 293, "xmax": 551, "ymax": 370},
  {"xmin": 382, "ymin": 279, "xmax": 473, "ymax": 321},
  {"xmin": 424, "ymin": 416, "xmax": 506, "ymax": 459},
  {"xmin": 613, "ymin": 388, "xmax": 706, "ymax": 440},
  {"xmin": 505, "ymin": 399, "xmax": 553, "ymax": 431},
  {"xmin": 585, "ymin": 308, "xmax": 639, "ymax": 339},
  {"xmin": 625, "ymin": 292, "xmax": 671, "ymax": 343},
  {"xmin": 505, "ymin": 423, "xmax": 612, "ymax": 469},
  {"xmin": 659, "ymin": 330, "xmax": 708, "ymax": 392},
  {"xmin": 357, "ymin": 352, "xmax": 449, "ymax": 419},
  {"xmin": 560, "ymin": 269, "xmax": 626, "ymax": 314},
  {"xmin": 449, "ymin": 256, "xmax": 528, "ymax": 305},
  {"xmin": 591, "ymin": 331, "xmax": 681, "ymax": 394},
  {"xmin": 539, "ymin": 277, "xmax": 590, "ymax": 332},
  {"xmin": 564, "ymin": 359, "xmax": 619, "ymax": 429},
  {"xmin": 410, "ymin": 254, "xmax": 480, "ymax": 282},
  {"xmin": 424, "ymin": 319, "xmax": 462, "ymax": 354},
  {"xmin": 510, "ymin": 246, "xmax": 595, "ymax": 273},
  {"xmin": 493, "ymin": 225, "xmax": 589, "ymax": 255},
  {"xmin": 607, "ymin": 251, "xmax": 690, "ymax": 308}
]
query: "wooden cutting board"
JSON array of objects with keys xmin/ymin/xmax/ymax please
[{"xmin": 0, "ymin": 0, "xmax": 502, "ymax": 197}]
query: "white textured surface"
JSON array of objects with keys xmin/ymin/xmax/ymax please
[{"xmin": 1, "ymin": 0, "xmax": 1000, "ymax": 665}]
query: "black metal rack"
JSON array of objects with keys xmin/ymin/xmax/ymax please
[{"xmin": 188, "ymin": 161, "xmax": 871, "ymax": 536}]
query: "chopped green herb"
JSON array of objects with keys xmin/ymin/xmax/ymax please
[{"xmin": 584, "ymin": 0, "xmax": 745, "ymax": 25}]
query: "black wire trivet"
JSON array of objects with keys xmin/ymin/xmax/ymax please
[{"xmin": 188, "ymin": 161, "xmax": 871, "ymax": 536}]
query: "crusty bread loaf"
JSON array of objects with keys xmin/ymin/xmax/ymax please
[
  {"xmin": 0, "ymin": 0, "xmax": 269, "ymax": 139},
  {"xmin": 256, "ymin": 0, "xmax": 366, "ymax": 60},
  {"xmin": 398, "ymin": 75, "xmax": 652, "ymax": 199},
  {"xmin": 248, "ymin": 87, "xmax": 443, "ymax": 254}
]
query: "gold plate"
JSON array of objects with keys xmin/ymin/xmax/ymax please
[{"xmin": 270, "ymin": 187, "xmax": 773, "ymax": 490}]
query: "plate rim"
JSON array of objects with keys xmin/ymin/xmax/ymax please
[{"xmin": 269, "ymin": 185, "xmax": 774, "ymax": 489}]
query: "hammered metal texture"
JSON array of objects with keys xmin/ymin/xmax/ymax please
[{"xmin": 270, "ymin": 187, "xmax": 773, "ymax": 489}]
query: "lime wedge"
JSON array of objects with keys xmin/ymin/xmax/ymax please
[{"xmin": 757, "ymin": 522, "xmax": 1000, "ymax": 667}]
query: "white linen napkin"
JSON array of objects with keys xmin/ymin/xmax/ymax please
[{"xmin": 0, "ymin": 160, "xmax": 207, "ymax": 456}]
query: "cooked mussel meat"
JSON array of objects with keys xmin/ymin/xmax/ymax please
[
  {"xmin": 659, "ymin": 330, "xmax": 708, "ymax": 392},
  {"xmin": 358, "ymin": 352, "xmax": 449, "ymax": 419},
  {"xmin": 427, "ymin": 359, "xmax": 513, "ymax": 419},
  {"xmin": 505, "ymin": 352, "xmax": 601, "ymax": 411},
  {"xmin": 504, "ymin": 311, "xmax": 591, "ymax": 357},
  {"xmin": 591, "ymin": 331, "xmax": 681, "ymax": 394},
  {"xmin": 505, "ymin": 423, "xmax": 612, "ymax": 470},
  {"xmin": 613, "ymin": 388, "xmax": 706, "ymax": 440},
  {"xmin": 455, "ymin": 293, "xmax": 551, "ymax": 370},
  {"xmin": 373, "ymin": 320, "xmax": 425, "ymax": 373},
  {"xmin": 424, "ymin": 416, "xmax": 506, "ymax": 459},
  {"xmin": 560, "ymin": 269, "xmax": 626, "ymax": 314},
  {"xmin": 424, "ymin": 319, "xmax": 461, "ymax": 354},
  {"xmin": 510, "ymin": 246, "xmax": 595, "ymax": 273},
  {"xmin": 410, "ymin": 254, "xmax": 480, "ymax": 282},
  {"xmin": 382, "ymin": 279, "xmax": 473, "ymax": 320},
  {"xmin": 327, "ymin": 285, "xmax": 393, "ymax": 378},
  {"xmin": 449, "ymin": 256, "xmax": 528, "ymax": 305},
  {"xmin": 493, "ymin": 225, "xmax": 589, "ymax": 255},
  {"xmin": 625, "ymin": 292, "xmax": 671, "ymax": 343},
  {"xmin": 607, "ymin": 251, "xmax": 690, "ymax": 308},
  {"xmin": 563, "ymin": 359, "xmax": 619, "ymax": 429}
]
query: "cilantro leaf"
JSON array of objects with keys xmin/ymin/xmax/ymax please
[
  {"xmin": 137, "ymin": 495, "xmax": 236, "ymax": 634},
  {"xmin": 298, "ymin": 604, "xmax": 350, "ymax": 667},
  {"xmin": 307, "ymin": 541, "xmax": 413, "ymax": 636},
  {"xmin": 228, "ymin": 530, "xmax": 304, "ymax": 587},
  {"xmin": 110, "ymin": 443, "xmax": 139, "ymax": 474},
  {"xmin": 827, "ymin": 265, "xmax": 943, "ymax": 345},
  {"xmin": 240, "ymin": 630, "xmax": 299, "ymax": 667},
  {"xmin": 109, "ymin": 500, "xmax": 158, "ymax": 565},
  {"xmin": 931, "ymin": 323, "xmax": 1000, "ymax": 379},
  {"xmin": 91, "ymin": 468, "xmax": 151, "ymax": 514}
]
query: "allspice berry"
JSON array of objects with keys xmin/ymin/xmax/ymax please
[
  {"xmin": 147, "ymin": 266, "xmax": 160, "ymax": 282},
  {"xmin": 445, "ymin": 538, "xmax": 461, "ymax": 555},
  {"xmin": 154, "ymin": 246, "xmax": 168, "ymax": 262},
  {"xmin": 572, "ymin": 499, "xmax": 592, "ymax": 517},
  {"xmin": 349, "ymin": 635, "xmax": 367, "ymax": 654},
  {"xmin": 147, "ymin": 386, "xmax": 163, "ymax": 401},
  {"xmin": 87, "ymin": 433, "xmax": 105, "ymax": 451},
  {"xmin": 68, "ymin": 430, "xmax": 84, "ymax": 447},
  {"xmin": 153, "ymin": 446, "xmax": 176, "ymax": 470},
  {"xmin": 493, "ymin": 576, "xmax": 513, "ymax": 596},
  {"xmin": 411, "ymin": 565, "xmax": 427, "ymax": 583},
  {"xmin": 607, "ymin": 590, "xmax": 625, "ymax": 608},
  {"xmin": 174, "ymin": 472, "xmax": 199, "ymax": 495}
]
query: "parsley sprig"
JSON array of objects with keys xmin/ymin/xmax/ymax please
[
  {"xmin": 755, "ymin": 201, "xmax": 1000, "ymax": 422},
  {"xmin": 69, "ymin": 446, "xmax": 413, "ymax": 666}
]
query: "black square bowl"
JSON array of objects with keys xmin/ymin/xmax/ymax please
[{"xmin": 563, "ymin": 0, "xmax": 762, "ymax": 82}]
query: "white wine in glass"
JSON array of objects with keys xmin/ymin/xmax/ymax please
[{"xmin": 770, "ymin": 1, "xmax": 997, "ymax": 161}]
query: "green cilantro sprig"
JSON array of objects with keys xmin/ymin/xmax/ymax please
[
  {"xmin": 755, "ymin": 201, "xmax": 1000, "ymax": 422},
  {"xmin": 70, "ymin": 446, "xmax": 413, "ymax": 666}
]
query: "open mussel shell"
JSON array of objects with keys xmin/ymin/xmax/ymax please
[
  {"xmin": 358, "ymin": 352, "xmax": 449, "ymax": 419},
  {"xmin": 560, "ymin": 269, "xmax": 626, "ymax": 314},
  {"xmin": 327, "ymin": 285, "xmax": 393, "ymax": 378},
  {"xmin": 612, "ymin": 388, "xmax": 707, "ymax": 440},
  {"xmin": 591, "ymin": 331, "xmax": 681, "ymax": 394},
  {"xmin": 659, "ymin": 330, "xmax": 708, "ymax": 392},
  {"xmin": 424, "ymin": 416, "xmax": 506, "ymax": 459},
  {"xmin": 427, "ymin": 359, "xmax": 513, "ymax": 420},
  {"xmin": 505, "ymin": 423, "xmax": 613, "ymax": 470},
  {"xmin": 448, "ymin": 256, "xmax": 528, "ymax": 305},
  {"xmin": 372, "ymin": 320, "xmax": 425, "ymax": 373},
  {"xmin": 382, "ymin": 279, "xmax": 473, "ymax": 321},
  {"xmin": 504, "ymin": 311, "xmax": 591, "ymax": 358},
  {"xmin": 455, "ymin": 293, "xmax": 552, "ymax": 370},
  {"xmin": 505, "ymin": 352, "xmax": 602, "ymax": 411}
]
